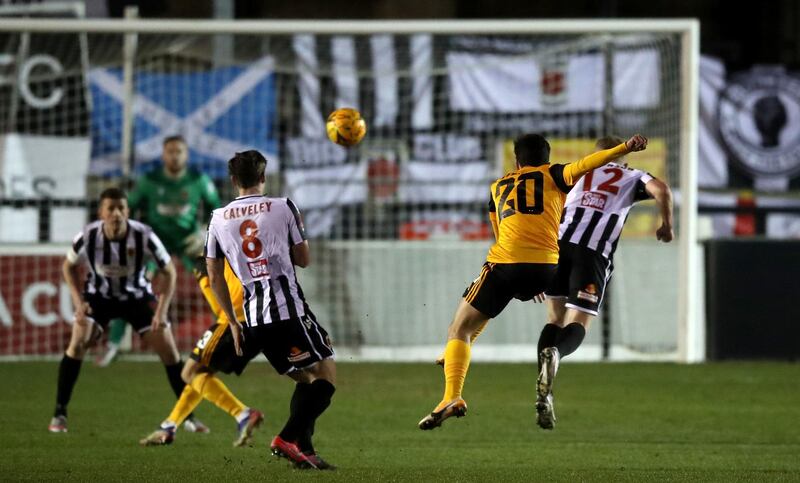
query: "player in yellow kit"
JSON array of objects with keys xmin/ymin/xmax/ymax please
[
  {"xmin": 419, "ymin": 132, "xmax": 648, "ymax": 430},
  {"xmin": 140, "ymin": 258, "xmax": 264, "ymax": 447}
]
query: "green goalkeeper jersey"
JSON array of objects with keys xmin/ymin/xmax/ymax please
[{"xmin": 129, "ymin": 168, "xmax": 221, "ymax": 260}]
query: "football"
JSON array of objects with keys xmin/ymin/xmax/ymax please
[{"xmin": 326, "ymin": 107, "xmax": 367, "ymax": 146}]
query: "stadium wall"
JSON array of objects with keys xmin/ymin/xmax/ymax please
[{"xmin": 0, "ymin": 241, "xmax": 680, "ymax": 362}]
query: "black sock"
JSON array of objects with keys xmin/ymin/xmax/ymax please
[
  {"xmin": 537, "ymin": 324, "xmax": 562, "ymax": 357},
  {"xmin": 55, "ymin": 354, "xmax": 83, "ymax": 417},
  {"xmin": 308, "ymin": 380, "xmax": 336, "ymax": 417},
  {"xmin": 164, "ymin": 361, "xmax": 194, "ymax": 421},
  {"xmin": 555, "ymin": 323, "xmax": 586, "ymax": 358},
  {"xmin": 299, "ymin": 380, "xmax": 336, "ymax": 453},
  {"xmin": 279, "ymin": 383, "xmax": 313, "ymax": 446}
]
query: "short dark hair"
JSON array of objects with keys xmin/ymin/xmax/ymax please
[
  {"xmin": 228, "ymin": 150, "xmax": 267, "ymax": 188},
  {"xmin": 163, "ymin": 135, "xmax": 187, "ymax": 147},
  {"xmin": 99, "ymin": 187, "xmax": 127, "ymax": 203},
  {"xmin": 513, "ymin": 133, "xmax": 551, "ymax": 167},
  {"xmin": 595, "ymin": 136, "xmax": 625, "ymax": 150}
]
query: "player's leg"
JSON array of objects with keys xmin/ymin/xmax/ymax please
[
  {"xmin": 543, "ymin": 297, "xmax": 567, "ymax": 348},
  {"xmin": 49, "ymin": 317, "xmax": 101, "ymax": 432},
  {"xmin": 533, "ymin": 298, "xmax": 572, "ymax": 430},
  {"xmin": 96, "ymin": 318, "xmax": 126, "ymax": 367},
  {"xmin": 420, "ymin": 263, "xmax": 513, "ymax": 430},
  {"xmin": 260, "ymin": 314, "xmax": 337, "ymax": 470},
  {"xmin": 539, "ymin": 242, "xmax": 574, "ymax": 368},
  {"xmin": 548, "ymin": 246, "xmax": 611, "ymax": 361},
  {"xmin": 435, "ymin": 318, "xmax": 489, "ymax": 366},
  {"xmin": 140, "ymin": 358, "xmax": 203, "ymax": 446},
  {"xmin": 537, "ymin": 248, "xmax": 610, "ymax": 429},
  {"xmin": 555, "ymin": 309, "xmax": 594, "ymax": 357},
  {"xmin": 186, "ymin": 328, "xmax": 264, "ymax": 447},
  {"xmin": 283, "ymin": 358, "xmax": 337, "ymax": 469},
  {"xmin": 135, "ymin": 302, "xmax": 209, "ymax": 434},
  {"xmin": 441, "ymin": 300, "xmax": 488, "ymax": 398}
]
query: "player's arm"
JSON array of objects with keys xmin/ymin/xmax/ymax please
[
  {"xmin": 205, "ymin": 224, "xmax": 244, "ymax": 355},
  {"xmin": 207, "ymin": 258, "xmax": 243, "ymax": 355},
  {"xmin": 287, "ymin": 198, "xmax": 310, "ymax": 268},
  {"xmin": 645, "ymin": 178, "xmax": 674, "ymax": 242},
  {"xmin": 147, "ymin": 231, "xmax": 176, "ymax": 331},
  {"xmin": 291, "ymin": 242, "xmax": 310, "ymax": 268},
  {"xmin": 224, "ymin": 263, "xmax": 246, "ymax": 323},
  {"xmin": 487, "ymin": 191, "xmax": 499, "ymax": 240},
  {"xmin": 62, "ymin": 232, "xmax": 90, "ymax": 324},
  {"xmin": 559, "ymin": 134, "xmax": 648, "ymax": 186},
  {"xmin": 194, "ymin": 260, "xmax": 224, "ymax": 320}
]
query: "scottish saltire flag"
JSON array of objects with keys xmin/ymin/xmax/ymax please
[{"xmin": 89, "ymin": 56, "xmax": 278, "ymax": 178}]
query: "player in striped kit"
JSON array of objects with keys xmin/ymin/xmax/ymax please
[
  {"xmin": 48, "ymin": 188, "xmax": 187, "ymax": 433},
  {"xmin": 205, "ymin": 150, "xmax": 336, "ymax": 470},
  {"xmin": 536, "ymin": 136, "xmax": 674, "ymax": 430},
  {"xmin": 419, "ymin": 133, "xmax": 649, "ymax": 431}
]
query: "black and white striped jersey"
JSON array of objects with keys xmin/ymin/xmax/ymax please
[
  {"xmin": 205, "ymin": 196, "xmax": 309, "ymax": 327},
  {"xmin": 67, "ymin": 219, "xmax": 171, "ymax": 300},
  {"xmin": 559, "ymin": 163, "xmax": 654, "ymax": 259}
]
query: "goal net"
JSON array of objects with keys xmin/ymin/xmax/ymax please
[{"xmin": 0, "ymin": 19, "xmax": 698, "ymax": 361}]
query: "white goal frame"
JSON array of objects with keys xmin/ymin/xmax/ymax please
[{"xmin": 0, "ymin": 18, "xmax": 701, "ymax": 362}]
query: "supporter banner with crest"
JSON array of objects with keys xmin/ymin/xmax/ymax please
[
  {"xmin": 700, "ymin": 55, "xmax": 800, "ymax": 192},
  {"xmin": 699, "ymin": 55, "xmax": 800, "ymax": 238}
]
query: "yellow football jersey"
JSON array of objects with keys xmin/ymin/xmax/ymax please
[
  {"xmin": 486, "ymin": 143, "xmax": 630, "ymax": 264},
  {"xmin": 197, "ymin": 260, "xmax": 245, "ymax": 325}
]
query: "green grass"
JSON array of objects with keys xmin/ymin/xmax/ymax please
[{"xmin": 1, "ymin": 361, "xmax": 799, "ymax": 482}]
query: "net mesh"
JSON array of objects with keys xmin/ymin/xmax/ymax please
[{"xmin": 0, "ymin": 26, "xmax": 684, "ymax": 360}]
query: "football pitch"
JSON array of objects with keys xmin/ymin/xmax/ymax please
[{"xmin": 1, "ymin": 361, "xmax": 798, "ymax": 482}]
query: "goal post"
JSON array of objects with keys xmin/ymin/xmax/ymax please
[{"xmin": 0, "ymin": 18, "xmax": 700, "ymax": 362}]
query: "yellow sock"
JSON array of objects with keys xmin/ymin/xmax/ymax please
[
  {"xmin": 166, "ymin": 384, "xmax": 203, "ymax": 426},
  {"xmin": 442, "ymin": 339, "xmax": 471, "ymax": 403},
  {"xmin": 470, "ymin": 320, "xmax": 489, "ymax": 345},
  {"xmin": 436, "ymin": 322, "xmax": 489, "ymax": 364},
  {"xmin": 190, "ymin": 373, "xmax": 247, "ymax": 419}
]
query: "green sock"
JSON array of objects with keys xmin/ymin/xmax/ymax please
[{"xmin": 108, "ymin": 319, "xmax": 126, "ymax": 345}]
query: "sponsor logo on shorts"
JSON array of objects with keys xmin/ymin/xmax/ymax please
[
  {"xmin": 581, "ymin": 192, "xmax": 608, "ymax": 210},
  {"xmin": 287, "ymin": 346, "xmax": 311, "ymax": 363},
  {"xmin": 247, "ymin": 259, "xmax": 269, "ymax": 277}
]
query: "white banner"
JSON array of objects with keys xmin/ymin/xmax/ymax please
[
  {"xmin": 0, "ymin": 134, "xmax": 90, "ymax": 242},
  {"xmin": 447, "ymin": 50, "xmax": 660, "ymax": 113},
  {"xmin": 400, "ymin": 161, "xmax": 489, "ymax": 203}
]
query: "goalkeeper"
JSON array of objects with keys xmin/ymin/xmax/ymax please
[{"xmin": 98, "ymin": 135, "xmax": 220, "ymax": 432}]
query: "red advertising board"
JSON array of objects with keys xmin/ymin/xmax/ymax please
[{"xmin": 0, "ymin": 250, "xmax": 211, "ymax": 356}]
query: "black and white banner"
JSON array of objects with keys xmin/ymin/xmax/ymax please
[
  {"xmin": 283, "ymin": 34, "xmax": 671, "ymax": 236},
  {"xmin": 447, "ymin": 49, "xmax": 660, "ymax": 113},
  {"xmin": 0, "ymin": 5, "xmax": 91, "ymax": 242},
  {"xmin": 700, "ymin": 55, "xmax": 800, "ymax": 191},
  {"xmin": 699, "ymin": 55, "xmax": 800, "ymax": 237}
]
